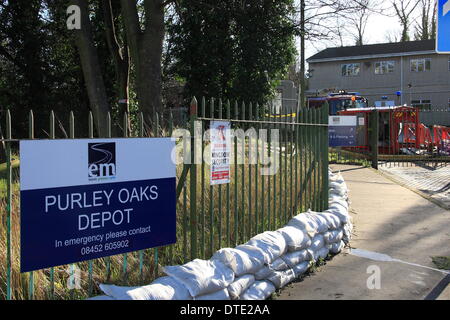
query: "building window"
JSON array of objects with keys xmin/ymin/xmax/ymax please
[
  {"xmin": 375, "ymin": 61, "xmax": 395, "ymax": 74},
  {"xmin": 411, "ymin": 99, "xmax": 431, "ymax": 111},
  {"xmin": 341, "ymin": 63, "xmax": 360, "ymax": 76},
  {"xmin": 410, "ymin": 58, "xmax": 431, "ymax": 72}
]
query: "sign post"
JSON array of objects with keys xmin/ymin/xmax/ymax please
[
  {"xmin": 436, "ymin": 0, "xmax": 450, "ymax": 53},
  {"xmin": 20, "ymin": 138, "xmax": 176, "ymax": 272}
]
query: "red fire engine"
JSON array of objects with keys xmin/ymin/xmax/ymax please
[{"xmin": 339, "ymin": 106, "xmax": 450, "ymax": 155}]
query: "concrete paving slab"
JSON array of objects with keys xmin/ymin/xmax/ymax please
[
  {"xmin": 277, "ymin": 164, "xmax": 450, "ymax": 300},
  {"xmin": 379, "ymin": 164, "xmax": 450, "ymax": 209},
  {"xmin": 437, "ymin": 283, "xmax": 450, "ymax": 300}
]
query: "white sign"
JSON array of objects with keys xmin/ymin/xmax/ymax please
[
  {"xmin": 20, "ymin": 138, "xmax": 175, "ymax": 190},
  {"xmin": 329, "ymin": 116, "xmax": 357, "ymax": 127},
  {"xmin": 20, "ymin": 138, "xmax": 176, "ymax": 272},
  {"xmin": 329, "ymin": 116, "xmax": 357, "ymax": 147},
  {"xmin": 210, "ymin": 121, "xmax": 231, "ymax": 185}
]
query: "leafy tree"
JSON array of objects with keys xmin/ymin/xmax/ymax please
[
  {"xmin": 168, "ymin": 0, "xmax": 296, "ymax": 112},
  {"xmin": 0, "ymin": 0, "xmax": 91, "ymax": 138}
]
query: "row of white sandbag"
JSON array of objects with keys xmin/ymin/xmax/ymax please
[
  {"xmin": 92, "ymin": 170, "xmax": 351, "ymax": 300},
  {"xmin": 97, "ymin": 233, "xmax": 346, "ymax": 301}
]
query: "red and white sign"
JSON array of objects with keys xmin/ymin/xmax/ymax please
[{"xmin": 210, "ymin": 121, "xmax": 231, "ymax": 185}]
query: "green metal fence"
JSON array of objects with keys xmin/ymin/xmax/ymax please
[{"xmin": 0, "ymin": 98, "xmax": 329, "ymax": 300}]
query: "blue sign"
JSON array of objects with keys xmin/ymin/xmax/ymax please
[
  {"xmin": 437, "ymin": 0, "xmax": 450, "ymax": 53},
  {"xmin": 329, "ymin": 116, "xmax": 357, "ymax": 147},
  {"xmin": 20, "ymin": 138, "xmax": 176, "ymax": 272}
]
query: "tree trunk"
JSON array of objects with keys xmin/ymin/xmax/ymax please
[
  {"xmin": 120, "ymin": 0, "xmax": 165, "ymax": 124},
  {"xmin": 101, "ymin": 0, "xmax": 130, "ymax": 135},
  {"xmin": 71, "ymin": 0, "xmax": 110, "ymax": 137}
]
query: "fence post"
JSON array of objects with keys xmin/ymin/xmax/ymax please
[
  {"xmin": 87, "ymin": 112, "xmax": 95, "ymax": 294},
  {"xmin": 122, "ymin": 113, "xmax": 128, "ymax": 282},
  {"xmin": 370, "ymin": 110, "xmax": 379, "ymax": 169},
  {"xmin": 322, "ymin": 104, "xmax": 329, "ymax": 211},
  {"xmin": 153, "ymin": 112, "xmax": 160, "ymax": 279},
  {"xmin": 190, "ymin": 97, "xmax": 198, "ymax": 260},
  {"xmin": 6, "ymin": 110, "xmax": 11, "ymax": 300},
  {"xmin": 68, "ymin": 112, "xmax": 76, "ymax": 299},
  {"xmin": 49, "ymin": 111, "xmax": 56, "ymax": 299},
  {"xmin": 28, "ymin": 110, "xmax": 35, "ymax": 300},
  {"xmin": 201, "ymin": 97, "xmax": 206, "ymax": 258}
]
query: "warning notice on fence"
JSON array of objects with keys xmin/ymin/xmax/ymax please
[
  {"xmin": 210, "ymin": 121, "xmax": 231, "ymax": 185},
  {"xmin": 329, "ymin": 116, "xmax": 357, "ymax": 147},
  {"xmin": 19, "ymin": 138, "xmax": 176, "ymax": 272}
]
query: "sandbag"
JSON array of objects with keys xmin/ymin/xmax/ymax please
[
  {"xmin": 87, "ymin": 295, "xmax": 116, "ymax": 300},
  {"xmin": 240, "ymin": 281, "xmax": 276, "ymax": 300},
  {"xmin": 329, "ymin": 181, "xmax": 348, "ymax": 196},
  {"xmin": 306, "ymin": 211, "xmax": 328, "ymax": 233},
  {"xmin": 245, "ymin": 231, "xmax": 287, "ymax": 264},
  {"xmin": 267, "ymin": 269, "xmax": 296, "ymax": 289},
  {"xmin": 330, "ymin": 241, "xmax": 345, "ymax": 254},
  {"xmin": 316, "ymin": 212, "xmax": 341, "ymax": 230},
  {"xmin": 212, "ymin": 245, "xmax": 265, "ymax": 276},
  {"xmin": 254, "ymin": 265, "xmax": 275, "ymax": 280},
  {"xmin": 163, "ymin": 259, "xmax": 234, "ymax": 297},
  {"xmin": 329, "ymin": 196, "xmax": 349, "ymax": 210},
  {"xmin": 98, "ymin": 284, "xmax": 139, "ymax": 300},
  {"xmin": 227, "ymin": 274, "xmax": 255, "ymax": 300},
  {"xmin": 343, "ymin": 222, "xmax": 353, "ymax": 244},
  {"xmin": 329, "ymin": 172, "xmax": 345, "ymax": 184},
  {"xmin": 328, "ymin": 194, "xmax": 349, "ymax": 209},
  {"xmin": 309, "ymin": 234, "xmax": 325, "ymax": 252},
  {"xmin": 120, "ymin": 276, "xmax": 192, "ymax": 300},
  {"xmin": 269, "ymin": 257, "xmax": 290, "ymax": 271},
  {"xmin": 287, "ymin": 213, "xmax": 318, "ymax": 238},
  {"xmin": 292, "ymin": 261, "xmax": 310, "ymax": 277},
  {"xmin": 330, "ymin": 179, "xmax": 348, "ymax": 190},
  {"xmin": 309, "ymin": 245, "xmax": 329, "ymax": 262},
  {"xmin": 323, "ymin": 229, "xmax": 344, "ymax": 244},
  {"xmin": 276, "ymin": 226, "xmax": 311, "ymax": 252},
  {"xmin": 317, "ymin": 246, "xmax": 330, "ymax": 260},
  {"xmin": 99, "ymin": 277, "xmax": 193, "ymax": 300},
  {"xmin": 311, "ymin": 246, "xmax": 329, "ymax": 262},
  {"xmin": 195, "ymin": 288, "xmax": 230, "ymax": 300},
  {"xmin": 327, "ymin": 205, "xmax": 349, "ymax": 224},
  {"xmin": 280, "ymin": 249, "xmax": 310, "ymax": 268}
]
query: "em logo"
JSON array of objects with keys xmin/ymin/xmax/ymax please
[{"xmin": 88, "ymin": 143, "xmax": 116, "ymax": 180}]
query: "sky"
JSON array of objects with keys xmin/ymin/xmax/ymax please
[{"xmin": 300, "ymin": 2, "xmax": 407, "ymax": 61}]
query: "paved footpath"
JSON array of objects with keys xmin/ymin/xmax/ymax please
[
  {"xmin": 379, "ymin": 164, "xmax": 450, "ymax": 210},
  {"xmin": 277, "ymin": 164, "xmax": 450, "ymax": 300}
]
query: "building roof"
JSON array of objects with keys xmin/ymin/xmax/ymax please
[{"xmin": 307, "ymin": 40, "xmax": 436, "ymax": 62}]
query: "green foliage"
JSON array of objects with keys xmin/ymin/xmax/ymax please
[
  {"xmin": 0, "ymin": 0, "xmax": 296, "ymax": 137},
  {"xmin": 0, "ymin": 0, "xmax": 91, "ymax": 138},
  {"xmin": 432, "ymin": 256, "xmax": 450, "ymax": 270},
  {"xmin": 168, "ymin": 0, "xmax": 296, "ymax": 114}
]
